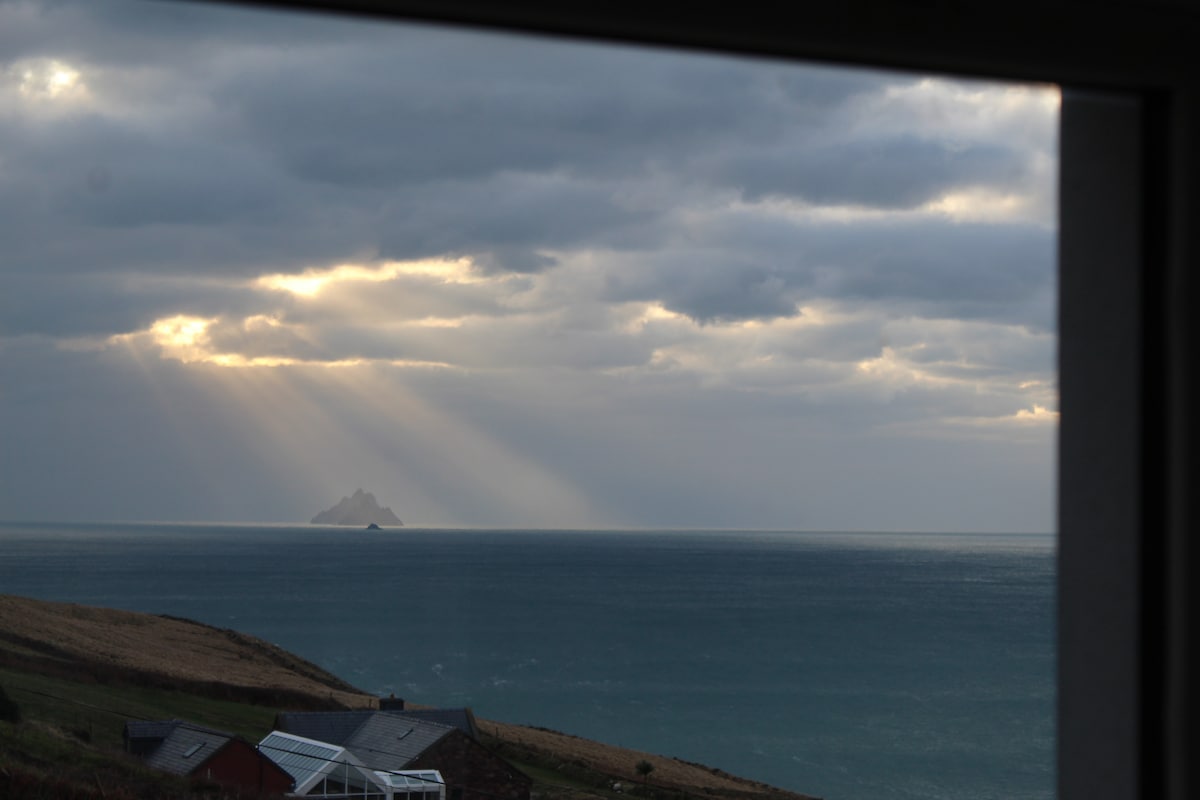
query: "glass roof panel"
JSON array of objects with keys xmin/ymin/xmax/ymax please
[
  {"xmin": 259, "ymin": 731, "xmax": 347, "ymax": 785},
  {"xmin": 380, "ymin": 770, "xmax": 444, "ymax": 788}
]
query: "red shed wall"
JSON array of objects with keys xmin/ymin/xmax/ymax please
[{"xmin": 193, "ymin": 739, "xmax": 295, "ymax": 796}]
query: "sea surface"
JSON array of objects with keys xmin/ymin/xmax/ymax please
[{"xmin": 0, "ymin": 523, "xmax": 1055, "ymax": 800}]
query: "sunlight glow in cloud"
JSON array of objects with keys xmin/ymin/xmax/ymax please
[
  {"xmin": 150, "ymin": 314, "xmax": 212, "ymax": 350},
  {"xmin": 936, "ymin": 403, "xmax": 1061, "ymax": 433},
  {"xmin": 206, "ymin": 353, "xmax": 351, "ymax": 368},
  {"xmin": 732, "ymin": 305, "xmax": 844, "ymax": 330},
  {"xmin": 921, "ymin": 189, "xmax": 1030, "ymax": 223},
  {"xmin": 109, "ymin": 312, "xmax": 457, "ymax": 370},
  {"xmin": 855, "ymin": 346, "xmax": 957, "ymax": 389},
  {"xmin": 406, "ymin": 317, "xmax": 468, "ymax": 328},
  {"xmin": 1013, "ymin": 403, "xmax": 1059, "ymax": 423},
  {"xmin": 731, "ymin": 187, "xmax": 1044, "ymax": 227},
  {"xmin": 108, "ymin": 315, "xmax": 219, "ymax": 365},
  {"xmin": 874, "ymin": 77, "xmax": 1060, "ymax": 134},
  {"xmin": 721, "ymin": 196, "xmax": 899, "ymax": 226},
  {"xmin": 255, "ymin": 258, "xmax": 482, "ymax": 297},
  {"xmin": 10, "ymin": 58, "xmax": 86, "ymax": 100},
  {"xmin": 620, "ymin": 302, "xmax": 691, "ymax": 333}
]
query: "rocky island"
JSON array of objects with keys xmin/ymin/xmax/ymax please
[{"xmin": 310, "ymin": 488, "xmax": 403, "ymax": 527}]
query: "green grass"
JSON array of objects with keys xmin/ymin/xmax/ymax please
[
  {"xmin": 483, "ymin": 737, "xmax": 681, "ymax": 800},
  {"xmin": 0, "ymin": 720, "xmax": 211, "ymax": 800},
  {"xmin": 515, "ymin": 759, "xmax": 610, "ymax": 791},
  {"xmin": 0, "ymin": 663, "xmax": 290, "ymax": 799},
  {"xmin": 0, "ymin": 666, "xmax": 279, "ymax": 750}
]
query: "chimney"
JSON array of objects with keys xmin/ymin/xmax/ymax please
[{"xmin": 379, "ymin": 693, "xmax": 406, "ymax": 712}]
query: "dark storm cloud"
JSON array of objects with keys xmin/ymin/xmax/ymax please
[
  {"xmin": 1, "ymin": 0, "xmax": 1052, "ymax": 336},
  {"xmin": 802, "ymin": 221, "xmax": 1055, "ymax": 324},
  {"xmin": 474, "ymin": 247, "xmax": 558, "ymax": 274},
  {"xmin": 209, "ymin": 27, "xmax": 1016, "ymax": 217},
  {"xmin": 0, "ymin": 0, "xmax": 380, "ymax": 66},
  {"xmin": 601, "ymin": 217, "xmax": 1054, "ymax": 328},
  {"xmin": 372, "ymin": 171, "xmax": 660, "ymax": 267},
  {"xmin": 712, "ymin": 137, "xmax": 1027, "ymax": 208},
  {"xmin": 629, "ymin": 263, "xmax": 799, "ymax": 325},
  {"xmin": 210, "ymin": 26, "xmax": 878, "ymax": 190},
  {"xmin": 6, "ymin": 121, "xmax": 280, "ymax": 229}
]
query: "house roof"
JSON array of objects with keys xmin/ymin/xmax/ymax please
[
  {"xmin": 274, "ymin": 711, "xmax": 457, "ymax": 772},
  {"xmin": 386, "ymin": 708, "xmax": 480, "ymax": 740},
  {"xmin": 344, "ymin": 714, "xmax": 456, "ymax": 772},
  {"xmin": 124, "ymin": 719, "xmax": 185, "ymax": 742},
  {"xmin": 144, "ymin": 723, "xmax": 235, "ymax": 776},
  {"xmin": 274, "ymin": 710, "xmax": 375, "ymax": 746}
]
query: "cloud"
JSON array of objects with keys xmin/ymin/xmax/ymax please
[
  {"xmin": 708, "ymin": 136, "xmax": 1029, "ymax": 209},
  {"xmin": 592, "ymin": 213, "xmax": 1054, "ymax": 329},
  {"xmin": 0, "ymin": 0, "xmax": 1059, "ymax": 531}
]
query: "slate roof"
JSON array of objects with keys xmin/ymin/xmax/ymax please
[
  {"xmin": 274, "ymin": 710, "xmax": 376, "ymax": 746},
  {"xmin": 386, "ymin": 708, "xmax": 480, "ymax": 740},
  {"xmin": 124, "ymin": 719, "xmax": 185, "ymax": 744},
  {"xmin": 274, "ymin": 711, "xmax": 457, "ymax": 772},
  {"xmin": 144, "ymin": 723, "xmax": 235, "ymax": 776},
  {"xmin": 344, "ymin": 715, "xmax": 456, "ymax": 772}
]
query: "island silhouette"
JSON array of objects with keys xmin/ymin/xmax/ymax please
[{"xmin": 311, "ymin": 489, "xmax": 403, "ymax": 527}]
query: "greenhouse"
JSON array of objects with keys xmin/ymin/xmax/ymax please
[{"xmin": 258, "ymin": 730, "xmax": 445, "ymax": 800}]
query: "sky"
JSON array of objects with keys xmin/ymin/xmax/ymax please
[{"xmin": 0, "ymin": 0, "xmax": 1059, "ymax": 531}]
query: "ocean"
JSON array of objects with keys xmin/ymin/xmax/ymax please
[{"xmin": 0, "ymin": 523, "xmax": 1055, "ymax": 800}]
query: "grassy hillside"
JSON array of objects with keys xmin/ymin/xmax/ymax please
[
  {"xmin": 0, "ymin": 594, "xmax": 818, "ymax": 800},
  {"xmin": 0, "ymin": 668, "xmax": 278, "ymax": 800}
]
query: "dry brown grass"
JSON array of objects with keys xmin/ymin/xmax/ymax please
[
  {"xmin": 478, "ymin": 719, "xmax": 816, "ymax": 799},
  {"xmin": 0, "ymin": 594, "xmax": 372, "ymax": 708}
]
